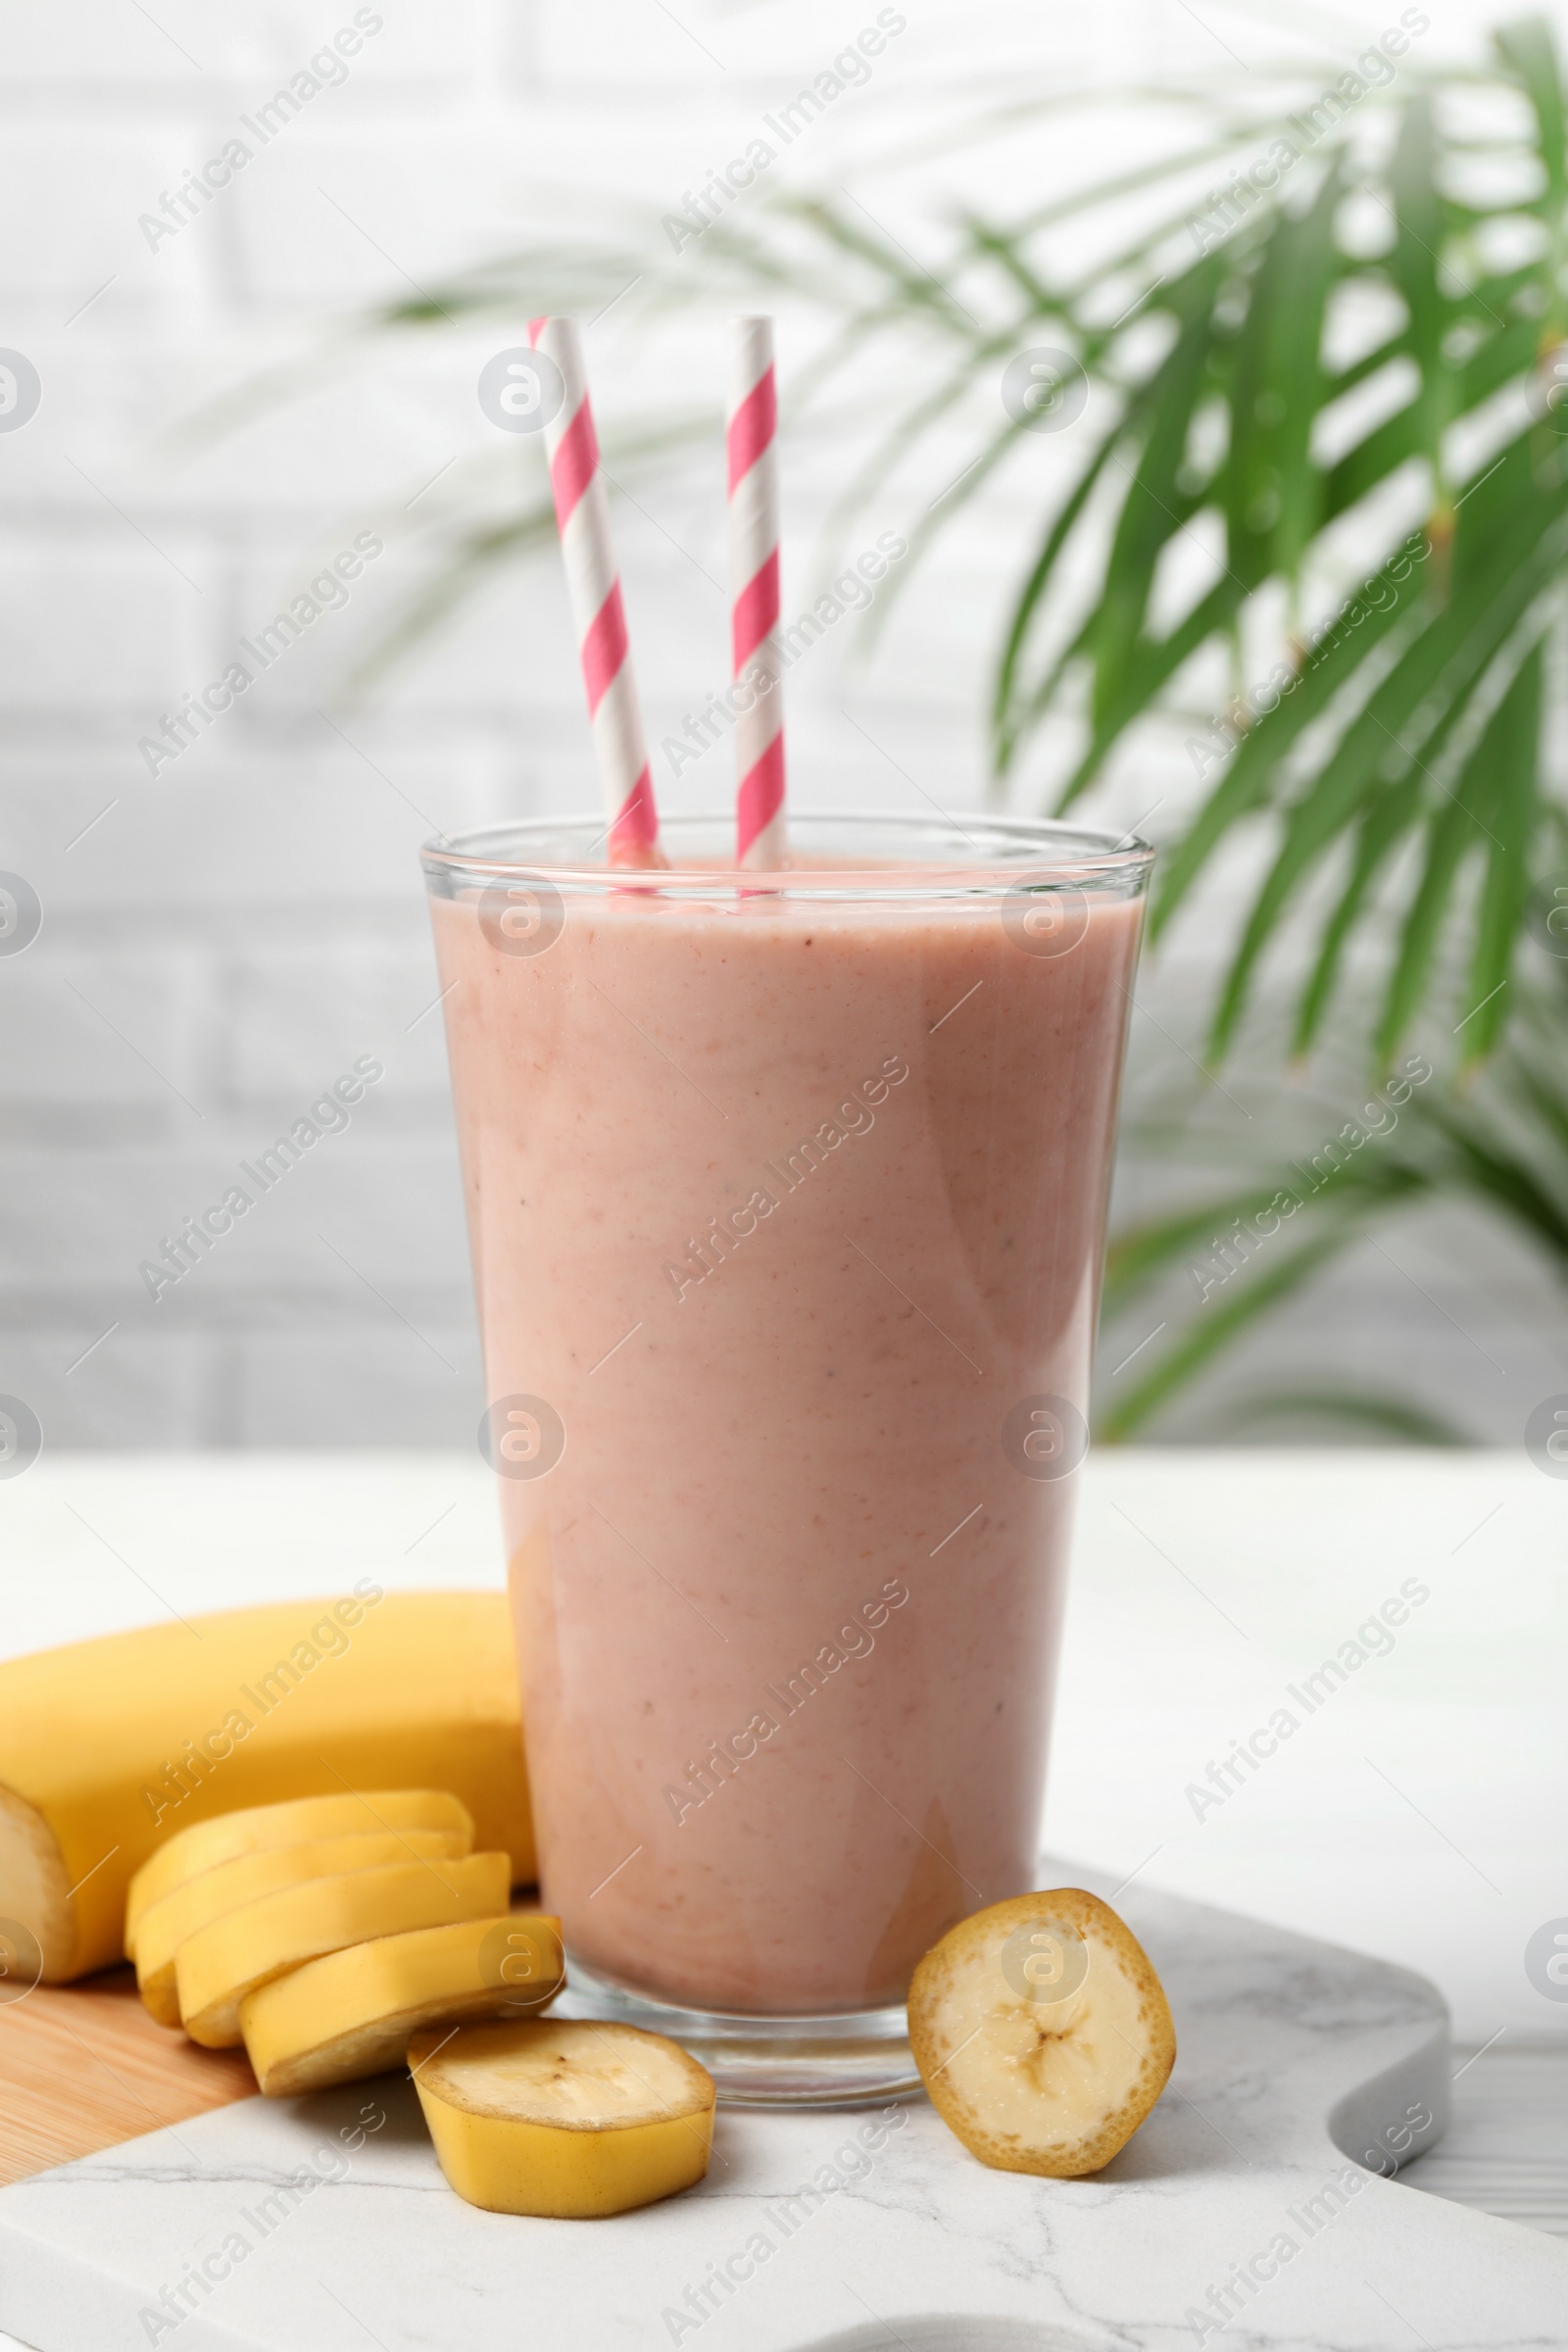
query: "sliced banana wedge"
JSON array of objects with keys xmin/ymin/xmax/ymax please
[
  {"xmin": 135, "ymin": 1828, "xmax": 472, "ymax": 2030},
  {"xmin": 907, "ymin": 1888, "xmax": 1175, "ymax": 2177},
  {"xmin": 241, "ymin": 1913, "xmax": 564, "ymax": 2096},
  {"xmin": 125, "ymin": 1789, "xmax": 475, "ymax": 1954},
  {"xmin": 176, "ymin": 1850, "xmax": 512, "ymax": 2048},
  {"xmin": 409, "ymin": 2018, "xmax": 715, "ymax": 2218}
]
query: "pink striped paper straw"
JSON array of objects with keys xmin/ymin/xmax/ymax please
[
  {"xmin": 527, "ymin": 316, "xmax": 662, "ymax": 868},
  {"xmin": 727, "ymin": 318, "xmax": 787, "ymax": 869}
]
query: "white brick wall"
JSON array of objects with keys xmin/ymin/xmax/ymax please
[{"xmin": 2, "ymin": 0, "xmax": 1563, "ymax": 1453}]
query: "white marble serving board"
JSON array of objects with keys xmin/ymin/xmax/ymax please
[{"xmin": 1, "ymin": 1864, "xmax": 1563, "ymax": 2352}]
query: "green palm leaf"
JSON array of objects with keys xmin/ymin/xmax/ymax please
[
  {"xmin": 1227, "ymin": 1390, "xmax": 1466, "ymax": 1444},
  {"xmin": 189, "ymin": 19, "xmax": 1568, "ymax": 1443},
  {"xmin": 1462, "ymin": 638, "xmax": 1543, "ymax": 1064},
  {"xmin": 1099, "ymin": 1224, "xmax": 1361, "ymax": 1442},
  {"xmin": 249, "ymin": 16, "xmax": 1568, "ymax": 1096}
]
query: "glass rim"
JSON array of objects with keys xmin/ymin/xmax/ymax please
[{"xmin": 421, "ymin": 810, "xmax": 1154, "ymax": 902}]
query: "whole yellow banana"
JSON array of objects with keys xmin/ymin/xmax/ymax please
[{"xmin": 0, "ymin": 1588, "xmax": 533, "ymax": 1982}]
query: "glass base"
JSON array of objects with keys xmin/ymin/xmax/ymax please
[{"xmin": 554, "ymin": 1956, "xmax": 922, "ymax": 2108}]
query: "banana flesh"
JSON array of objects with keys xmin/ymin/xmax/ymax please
[
  {"xmin": 126, "ymin": 1789, "xmax": 474, "ymax": 1952},
  {"xmin": 907, "ymin": 1887, "xmax": 1175, "ymax": 2178},
  {"xmin": 134, "ymin": 1825, "xmax": 471, "ymax": 2029},
  {"xmin": 409, "ymin": 2019, "xmax": 715, "ymax": 2218},
  {"xmin": 241, "ymin": 1913, "xmax": 564, "ymax": 2096},
  {"xmin": 176, "ymin": 1850, "xmax": 512, "ymax": 2047}
]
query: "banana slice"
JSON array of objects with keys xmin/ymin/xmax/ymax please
[
  {"xmin": 135, "ymin": 1827, "xmax": 472, "ymax": 2029},
  {"xmin": 907, "ymin": 1888, "xmax": 1175, "ymax": 2178},
  {"xmin": 125, "ymin": 1788, "xmax": 475, "ymax": 1955},
  {"xmin": 176, "ymin": 1850, "xmax": 511, "ymax": 2048},
  {"xmin": 241, "ymin": 1913, "xmax": 564, "ymax": 2096},
  {"xmin": 409, "ymin": 2018, "xmax": 714, "ymax": 2218}
]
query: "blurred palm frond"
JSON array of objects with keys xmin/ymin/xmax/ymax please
[{"xmin": 207, "ymin": 14, "xmax": 1568, "ymax": 1441}]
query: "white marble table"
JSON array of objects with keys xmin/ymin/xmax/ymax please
[{"xmin": 1, "ymin": 1449, "xmax": 1564, "ymax": 2346}]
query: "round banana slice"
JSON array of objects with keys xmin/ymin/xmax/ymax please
[
  {"xmin": 125, "ymin": 1789, "xmax": 475, "ymax": 1954},
  {"xmin": 176, "ymin": 1850, "xmax": 512, "ymax": 2048},
  {"xmin": 907, "ymin": 1888, "xmax": 1175, "ymax": 2178},
  {"xmin": 135, "ymin": 1828, "xmax": 472, "ymax": 2029},
  {"xmin": 409, "ymin": 2018, "xmax": 714, "ymax": 2218},
  {"xmin": 241, "ymin": 1913, "xmax": 564, "ymax": 2096}
]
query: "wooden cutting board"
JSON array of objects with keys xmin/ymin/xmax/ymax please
[{"xmin": 0, "ymin": 1969, "xmax": 255, "ymax": 2184}]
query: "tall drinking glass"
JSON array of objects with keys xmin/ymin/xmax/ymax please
[{"xmin": 423, "ymin": 812, "xmax": 1151, "ymax": 2103}]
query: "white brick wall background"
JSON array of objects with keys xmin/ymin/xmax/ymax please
[{"xmin": 3, "ymin": 0, "xmax": 1565, "ymax": 1451}]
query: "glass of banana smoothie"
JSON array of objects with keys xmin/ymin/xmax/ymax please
[{"xmin": 423, "ymin": 812, "xmax": 1151, "ymax": 2102}]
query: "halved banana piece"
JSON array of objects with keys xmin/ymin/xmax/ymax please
[
  {"xmin": 409, "ymin": 2018, "xmax": 714, "ymax": 2218},
  {"xmin": 907, "ymin": 1887, "xmax": 1175, "ymax": 2178},
  {"xmin": 125, "ymin": 1788, "xmax": 475, "ymax": 1955},
  {"xmin": 135, "ymin": 1827, "xmax": 472, "ymax": 2029},
  {"xmin": 241, "ymin": 1913, "xmax": 564, "ymax": 2096},
  {"xmin": 176, "ymin": 1850, "xmax": 511, "ymax": 2048}
]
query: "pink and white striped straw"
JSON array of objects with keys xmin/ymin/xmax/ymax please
[
  {"xmin": 727, "ymin": 318, "xmax": 787, "ymax": 869},
  {"xmin": 527, "ymin": 316, "xmax": 662, "ymax": 868}
]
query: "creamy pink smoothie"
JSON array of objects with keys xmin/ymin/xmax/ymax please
[{"xmin": 431, "ymin": 850, "xmax": 1143, "ymax": 2015}]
